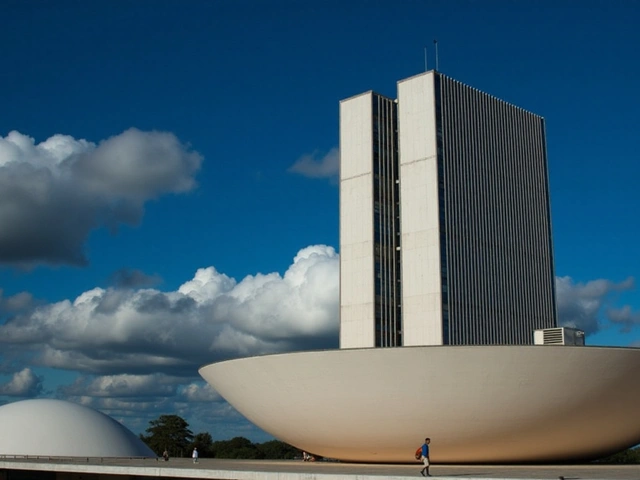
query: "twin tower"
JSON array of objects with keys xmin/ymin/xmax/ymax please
[{"xmin": 339, "ymin": 71, "xmax": 557, "ymax": 349}]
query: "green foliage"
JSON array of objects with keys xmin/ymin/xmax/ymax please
[
  {"xmin": 140, "ymin": 414, "xmax": 302, "ymax": 460},
  {"xmin": 212, "ymin": 436, "xmax": 263, "ymax": 459},
  {"xmin": 258, "ymin": 439, "xmax": 301, "ymax": 460},
  {"xmin": 140, "ymin": 414, "xmax": 194, "ymax": 457},
  {"xmin": 595, "ymin": 446, "xmax": 640, "ymax": 464},
  {"xmin": 191, "ymin": 432, "xmax": 214, "ymax": 457}
]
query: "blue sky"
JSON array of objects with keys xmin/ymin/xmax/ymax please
[{"xmin": 0, "ymin": 0, "xmax": 639, "ymax": 442}]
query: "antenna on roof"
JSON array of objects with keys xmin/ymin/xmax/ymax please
[
  {"xmin": 424, "ymin": 46, "xmax": 428, "ymax": 72},
  {"xmin": 434, "ymin": 39, "xmax": 439, "ymax": 71}
]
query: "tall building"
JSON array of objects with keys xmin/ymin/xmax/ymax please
[{"xmin": 339, "ymin": 71, "xmax": 557, "ymax": 348}]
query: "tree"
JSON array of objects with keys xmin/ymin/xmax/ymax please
[
  {"xmin": 191, "ymin": 432, "xmax": 214, "ymax": 458},
  {"xmin": 595, "ymin": 447, "xmax": 640, "ymax": 464},
  {"xmin": 258, "ymin": 440, "xmax": 301, "ymax": 460},
  {"xmin": 140, "ymin": 414, "xmax": 194, "ymax": 457},
  {"xmin": 212, "ymin": 436, "xmax": 263, "ymax": 459}
]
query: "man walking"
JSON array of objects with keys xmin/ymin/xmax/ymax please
[
  {"xmin": 192, "ymin": 447, "xmax": 199, "ymax": 464},
  {"xmin": 420, "ymin": 437, "xmax": 431, "ymax": 477}
]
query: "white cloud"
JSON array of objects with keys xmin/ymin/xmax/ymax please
[
  {"xmin": 179, "ymin": 267, "xmax": 236, "ymax": 304},
  {"xmin": 0, "ymin": 245, "xmax": 340, "ymax": 377},
  {"xmin": 59, "ymin": 373, "xmax": 181, "ymax": 398},
  {"xmin": 555, "ymin": 276, "xmax": 636, "ymax": 335},
  {"xmin": 109, "ymin": 269, "xmax": 162, "ymax": 288},
  {"xmin": 288, "ymin": 147, "xmax": 339, "ymax": 180},
  {"xmin": 0, "ymin": 290, "xmax": 34, "ymax": 312},
  {"xmin": 607, "ymin": 305, "xmax": 640, "ymax": 333},
  {"xmin": 180, "ymin": 383, "xmax": 221, "ymax": 402},
  {"xmin": 0, "ymin": 129, "xmax": 202, "ymax": 267},
  {"xmin": 0, "ymin": 368, "xmax": 43, "ymax": 396}
]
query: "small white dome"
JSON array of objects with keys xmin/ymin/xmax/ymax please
[{"xmin": 0, "ymin": 399, "xmax": 156, "ymax": 457}]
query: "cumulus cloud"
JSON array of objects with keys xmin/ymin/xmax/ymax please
[
  {"xmin": 59, "ymin": 373, "xmax": 181, "ymax": 398},
  {"xmin": 0, "ymin": 245, "xmax": 339, "ymax": 377},
  {"xmin": 0, "ymin": 368, "xmax": 43, "ymax": 396},
  {"xmin": 607, "ymin": 305, "xmax": 640, "ymax": 333},
  {"xmin": 65, "ymin": 388, "xmax": 242, "ymax": 437},
  {"xmin": 0, "ymin": 289, "xmax": 34, "ymax": 312},
  {"xmin": 555, "ymin": 276, "xmax": 637, "ymax": 335},
  {"xmin": 288, "ymin": 147, "xmax": 339, "ymax": 180},
  {"xmin": 0, "ymin": 129, "xmax": 201, "ymax": 268},
  {"xmin": 108, "ymin": 268, "xmax": 162, "ymax": 289},
  {"xmin": 180, "ymin": 382, "xmax": 221, "ymax": 402}
]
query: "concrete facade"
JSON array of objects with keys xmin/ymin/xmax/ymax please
[
  {"xmin": 339, "ymin": 92, "xmax": 376, "ymax": 349},
  {"xmin": 397, "ymin": 72, "xmax": 443, "ymax": 346},
  {"xmin": 340, "ymin": 91, "xmax": 400, "ymax": 348}
]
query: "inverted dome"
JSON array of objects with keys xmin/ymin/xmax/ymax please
[
  {"xmin": 200, "ymin": 345, "xmax": 640, "ymax": 463},
  {"xmin": 0, "ymin": 399, "xmax": 155, "ymax": 457}
]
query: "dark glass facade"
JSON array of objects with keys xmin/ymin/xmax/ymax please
[
  {"xmin": 372, "ymin": 94, "xmax": 402, "ymax": 347},
  {"xmin": 434, "ymin": 73, "xmax": 557, "ymax": 345}
]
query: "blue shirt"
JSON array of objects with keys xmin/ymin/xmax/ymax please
[{"xmin": 422, "ymin": 443, "xmax": 429, "ymax": 457}]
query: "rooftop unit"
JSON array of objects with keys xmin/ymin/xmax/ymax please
[{"xmin": 534, "ymin": 327, "xmax": 585, "ymax": 346}]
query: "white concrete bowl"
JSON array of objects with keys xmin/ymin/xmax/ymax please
[{"xmin": 200, "ymin": 345, "xmax": 640, "ymax": 463}]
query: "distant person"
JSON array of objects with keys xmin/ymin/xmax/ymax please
[
  {"xmin": 302, "ymin": 451, "xmax": 309, "ymax": 461},
  {"xmin": 192, "ymin": 447, "xmax": 199, "ymax": 463},
  {"xmin": 162, "ymin": 449, "xmax": 169, "ymax": 461},
  {"xmin": 420, "ymin": 437, "xmax": 431, "ymax": 477}
]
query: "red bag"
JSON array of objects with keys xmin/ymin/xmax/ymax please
[{"xmin": 415, "ymin": 447, "xmax": 422, "ymax": 460}]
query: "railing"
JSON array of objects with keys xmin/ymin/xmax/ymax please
[{"xmin": 0, "ymin": 455, "xmax": 159, "ymax": 462}]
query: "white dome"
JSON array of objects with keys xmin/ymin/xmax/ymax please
[{"xmin": 0, "ymin": 399, "xmax": 156, "ymax": 457}]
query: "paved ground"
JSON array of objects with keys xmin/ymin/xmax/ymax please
[
  {"xmin": 170, "ymin": 458, "xmax": 640, "ymax": 479},
  {"xmin": 1, "ymin": 457, "xmax": 639, "ymax": 479}
]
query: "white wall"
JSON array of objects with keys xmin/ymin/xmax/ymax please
[
  {"xmin": 339, "ymin": 92, "xmax": 375, "ymax": 348},
  {"xmin": 397, "ymin": 72, "xmax": 443, "ymax": 346},
  {"xmin": 200, "ymin": 345, "xmax": 640, "ymax": 463}
]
